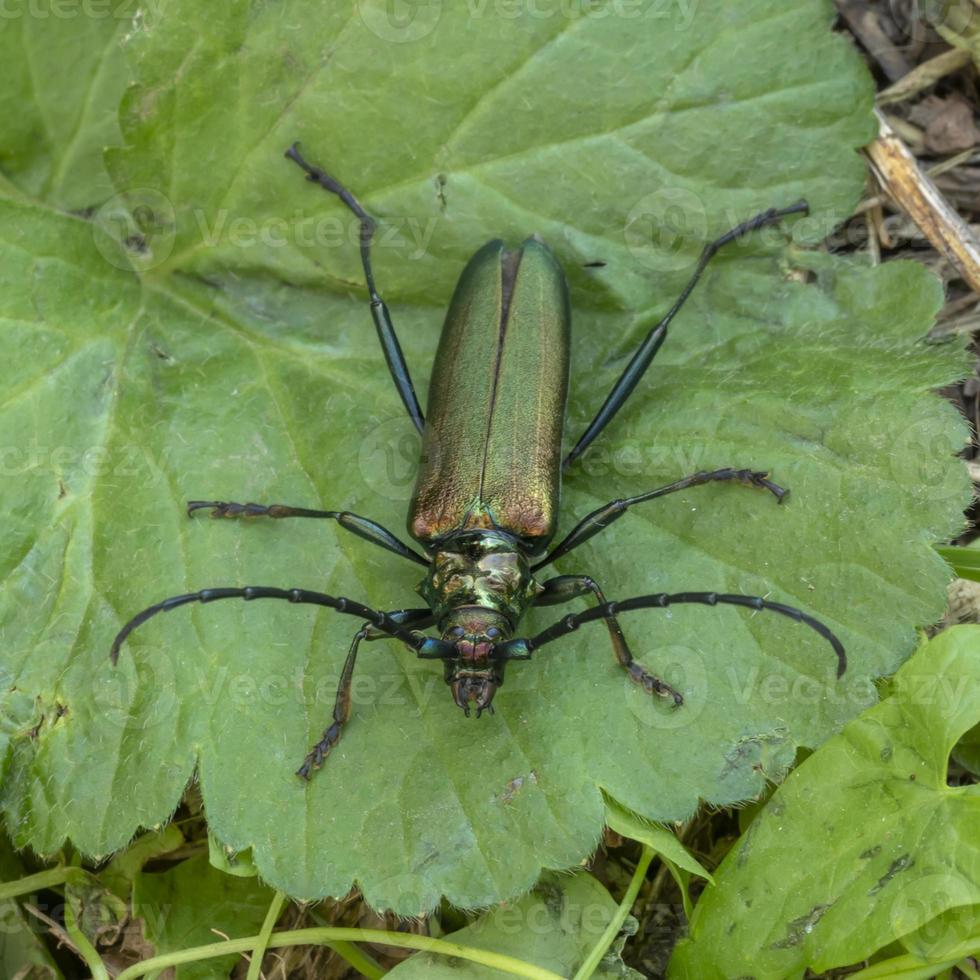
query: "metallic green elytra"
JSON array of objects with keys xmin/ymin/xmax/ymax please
[
  {"xmin": 109, "ymin": 144, "xmax": 846, "ymax": 781},
  {"xmin": 410, "ymin": 238, "xmax": 571, "ymax": 551}
]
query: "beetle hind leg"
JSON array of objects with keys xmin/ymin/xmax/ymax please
[
  {"xmin": 564, "ymin": 200, "xmax": 809, "ymax": 470},
  {"xmin": 533, "ymin": 467, "xmax": 788, "ymax": 572},
  {"xmin": 534, "ymin": 574, "xmax": 682, "ymax": 705}
]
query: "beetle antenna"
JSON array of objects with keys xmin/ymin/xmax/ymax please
[
  {"xmin": 110, "ymin": 586, "xmax": 435, "ymax": 664},
  {"xmin": 564, "ymin": 199, "xmax": 810, "ymax": 470},
  {"xmin": 284, "ymin": 142, "xmax": 426, "ymax": 433},
  {"xmin": 497, "ymin": 591, "xmax": 845, "ymax": 677}
]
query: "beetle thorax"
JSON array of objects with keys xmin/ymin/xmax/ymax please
[
  {"xmin": 417, "ymin": 531, "xmax": 540, "ymax": 627},
  {"xmin": 417, "ymin": 532, "xmax": 542, "ymax": 717}
]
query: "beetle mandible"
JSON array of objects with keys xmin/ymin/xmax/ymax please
[{"xmin": 111, "ymin": 143, "xmax": 845, "ymax": 779}]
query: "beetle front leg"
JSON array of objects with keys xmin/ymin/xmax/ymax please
[
  {"xmin": 534, "ymin": 575, "xmax": 682, "ymax": 704},
  {"xmin": 297, "ymin": 607, "xmax": 436, "ymax": 779}
]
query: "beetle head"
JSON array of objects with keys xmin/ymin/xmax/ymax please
[{"xmin": 441, "ymin": 607, "xmax": 510, "ymax": 717}]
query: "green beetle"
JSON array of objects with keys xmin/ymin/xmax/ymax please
[{"xmin": 111, "ymin": 143, "xmax": 844, "ymax": 779}]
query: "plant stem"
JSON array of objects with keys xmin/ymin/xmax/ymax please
[
  {"xmin": 113, "ymin": 926, "xmax": 564, "ymax": 980},
  {"xmin": 329, "ymin": 940, "xmax": 386, "ymax": 979},
  {"xmin": 245, "ymin": 890, "xmax": 287, "ymax": 980},
  {"xmin": 848, "ymin": 952, "xmax": 970, "ymax": 979},
  {"xmin": 242, "ymin": 893, "xmax": 384, "ymax": 980},
  {"xmin": 957, "ymin": 960, "xmax": 980, "ymax": 980},
  {"xmin": 0, "ymin": 866, "xmax": 79, "ymax": 901},
  {"xmin": 572, "ymin": 844, "xmax": 654, "ymax": 980},
  {"xmin": 63, "ymin": 893, "xmax": 110, "ymax": 980}
]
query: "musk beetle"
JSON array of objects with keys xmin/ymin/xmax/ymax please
[{"xmin": 111, "ymin": 143, "xmax": 846, "ymax": 779}]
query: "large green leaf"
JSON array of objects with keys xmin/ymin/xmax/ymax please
[
  {"xmin": 0, "ymin": 0, "xmax": 970, "ymax": 914},
  {"xmin": 668, "ymin": 626, "xmax": 980, "ymax": 977}
]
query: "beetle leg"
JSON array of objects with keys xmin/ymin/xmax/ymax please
[
  {"xmin": 564, "ymin": 201, "xmax": 809, "ymax": 470},
  {"xmin": 186, "ymin": 500, "xmax": 430, "ymax": 567},
  {"xmin": 297, "ymin": 607, "xmax": 435, "ymax": 779},
  {"xmin": 285, "ymin": 142, "xmax": 425, "ymax": 434},
  {"xmin": 534, "ymin": 574, "xmax": 682, "ymax": 704},
  {"xmin": 533, "ymin": 468, "xmax": 786, "ymax": 571}
]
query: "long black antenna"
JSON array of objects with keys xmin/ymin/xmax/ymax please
[
  {"xmin": 110, "ymin": 586, "xmax": 443, "ymax": 664},
  {"xmin": 497, "ymin": 590, "xmax": 845, "ymax": 677}
]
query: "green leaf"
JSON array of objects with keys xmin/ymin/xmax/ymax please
[
  {"xmin": 101, "ymin": 825, "xmax": 186, "ymax": 900},
  {"xmin": 133, "ymin": 853, "xmax": 272, "ymax": 980},
  {"xmin": 0, "ymin": 834, "xmax": 64, "ymax": 979},
  {"xmin": 65, "ymin": 873, "xmax": 128, "ymax": 952},
  {"xmin": 389, "ymin": 871, "xmax": 641, "ymax": 980},
  {"xmin": 605, "ymin": 798, "xmax": 711, "ymax": 883},
  {"xmin": 207, "ymin": 831, "xmax": 259, "ymax": 879},
  {"xmin": 953, "ymin": 722, "xmax": 980, "ymax": 779},
  {"xmin": 0, "ymin": 0, "xmax": 971, "ymax": 914},
  {"xmin": 668, "ymin": 626, "xmax": 980, "ymax": 977},
  {"xmin": 0, "ymin": 0, "xmax": 133, "ymax": 209},
  {"xmin": 898, "ymin": 903, "xmax": 980, "ymax": 963},
  {"xmin": 937, "ymin": 544, "xmax": 980, "ymax": 584}
]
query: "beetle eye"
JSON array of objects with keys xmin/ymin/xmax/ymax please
[{"xmin": 486, "ymin": 627, "xmax": 500, "ymax": 639}]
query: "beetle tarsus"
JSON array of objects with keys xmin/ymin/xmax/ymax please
[
  {"xmin": 297, "ymin": 721, "xmax": 343, "ymax": 780},
  {"xmin": 627, "ymin": 661, "xmax": 684, "ymax": 705},
  {"xmin": 734, "ymin": 469, "xmax": 789, "ymax": 503},
  {"xmin": 187, "ymin": 499, "xmax": 333, "ymax": 519},
  {"xmin": 187, "ymin": 500, "xmax": 282, "ymax": 518}
]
